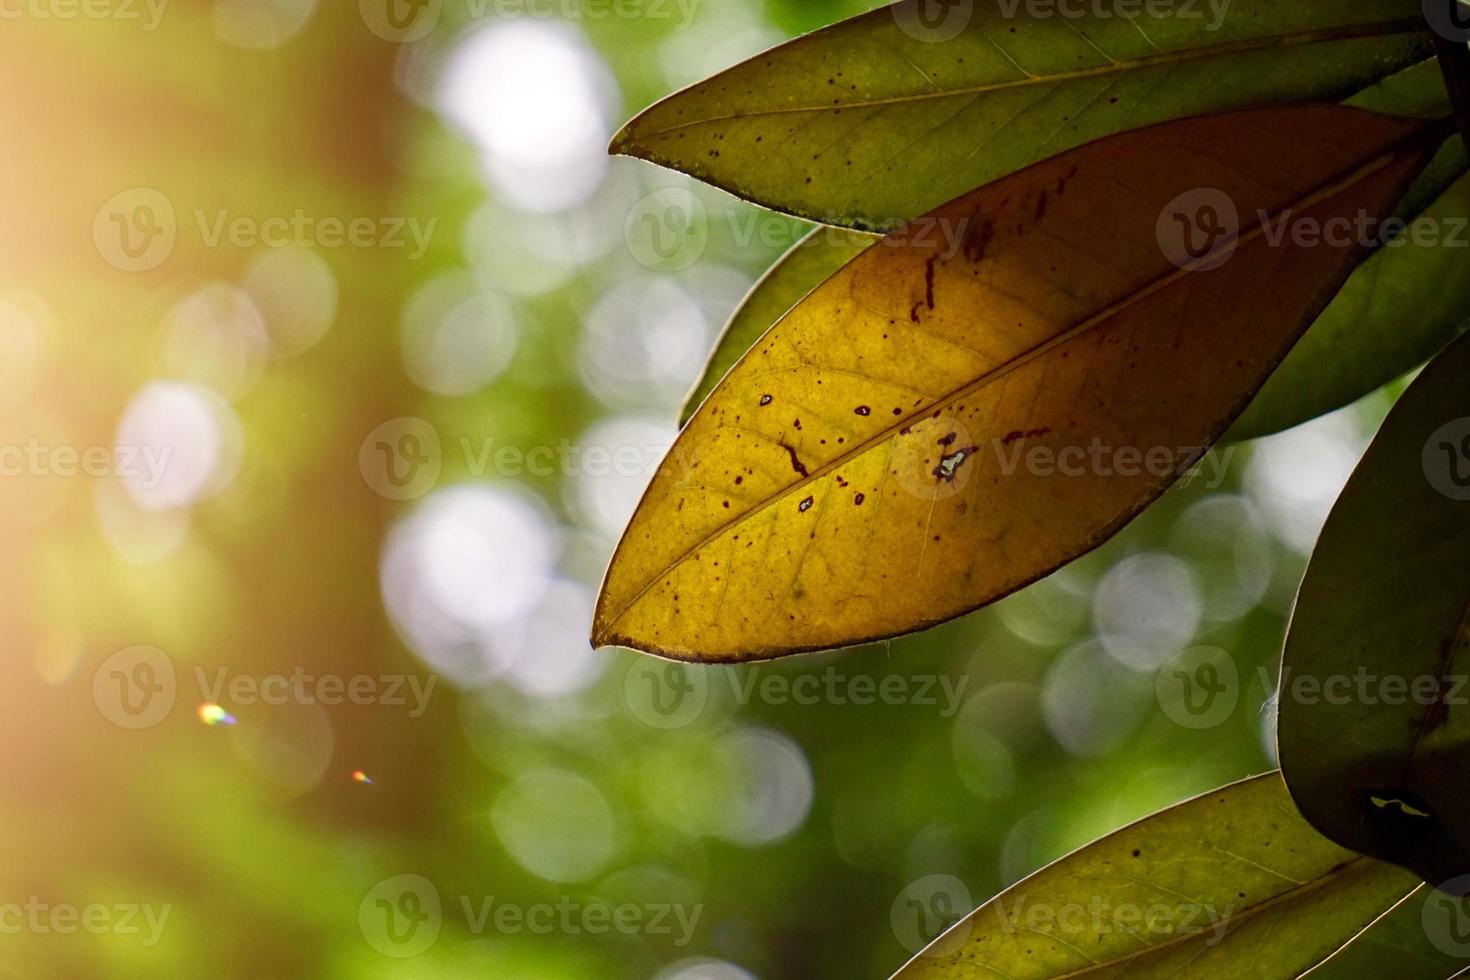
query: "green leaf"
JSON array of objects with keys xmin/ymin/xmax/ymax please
[
  {"xmin": 1232, "ymin": 59, "xmax": 1470, "ymax": 440},
  {"xmin": 612, "ymin": 0, "xmax": 1431, "ymax": 229},
  {"xmin": 1305, "ymin": 886, "xmax": 1470, "ymax": 980},
  {"xmin": 680, "ymin": 229, "xmax": 876, "ymax": 427},
  {"xmin": 891, "ymin": 773, "xmax": 1419, "ymax": 980},
  {"xmin": 1278, "ymin": 326, "xmax": 1470, "ymax": 890}
]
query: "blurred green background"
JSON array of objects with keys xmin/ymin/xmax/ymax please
[{"xmin": 0, "ymin": 1, "xmax": 1460, "ymax": 978}]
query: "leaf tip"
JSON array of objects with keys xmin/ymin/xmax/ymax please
[
  {"xmin": 589, "ymin": 603, "xmax": 632, "ymax": 652},
  {"xmin": 589, "ymin": 620, "xmax": 612, "ymax": 650},
  {"xmin": 607, "ymin": 121, "xmax": 637, "ymax": 158}
]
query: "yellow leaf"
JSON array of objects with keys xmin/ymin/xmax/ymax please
[{"xmin": 593, "ymin": 106, "xmax": 1449, "ymax": 661}]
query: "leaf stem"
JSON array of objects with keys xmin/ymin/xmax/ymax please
[{"xmin": 1433, "ymin": 36, "xmax": 1470, "ymax": 153}]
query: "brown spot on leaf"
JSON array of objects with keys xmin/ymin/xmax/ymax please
[
  {"xmin": 933, "ymin": 446, "xmax": 979, "ymax": 483},
  {"xmin": 782, "ymin": 444, "xmax": 809, "ymax": 477},
  {"xmin": 963, "ymin": 218, "xmax": 994, "ymax": 263},
  {"xmin": 1002, "ymin": 427, "xmax": 1051, "ymax": 445}
]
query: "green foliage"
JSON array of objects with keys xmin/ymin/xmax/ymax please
[
  {"xmin": 1279, "ymin": 326, "xmax": 1470, "ymax": 889},
  {"xmin": 613, "ymin": 1, "xmax": 1432, "ymax": 229},
  {"xmin": 894, "ymin": 774, "xmax": 1418, "ymax": 980},
  {"xmin": 605, "ymin": 2, "xmax": 1470, "ymax": 977}
]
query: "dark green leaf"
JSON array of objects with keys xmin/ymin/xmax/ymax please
[
  {"xmin": 613, "ymin": 0, "xmax": 1431, "ymax": 229},
  {"xmin": 1306, "ymin": 886, "xmax": 1470, "ymax": 980},
  {"xmin": 1233, "ymin": 59, "xmax": 1470, "ymax": 439},
  {"xmin": 1279, "ymin": 326, "xmax": 1470, "ymax": 890}
]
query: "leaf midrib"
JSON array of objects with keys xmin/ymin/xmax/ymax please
[
  {"xmin": 619, "ymin": 19, "xmax": 1426, "ymax": 144},
  {"xmin": 602, "ymin": 118, "xmax": 1443, "ymax": 634}
]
